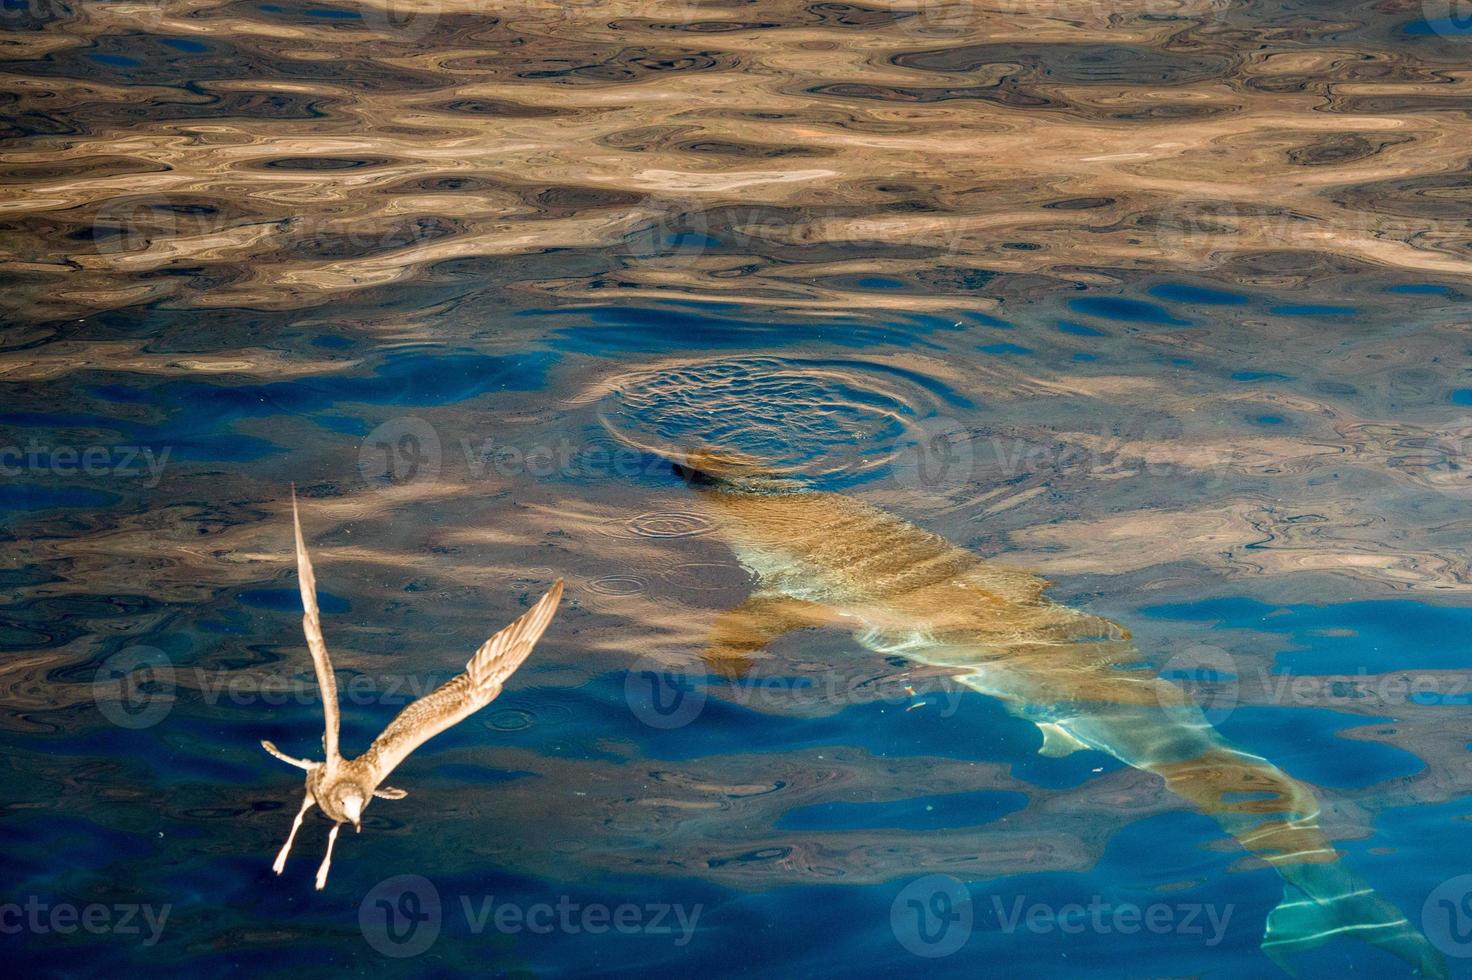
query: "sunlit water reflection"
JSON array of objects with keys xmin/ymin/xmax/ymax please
[{"xmin": 3, "ymin": 1, "xmax": 1472, "ymax": 977}]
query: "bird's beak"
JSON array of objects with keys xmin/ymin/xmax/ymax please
[{"xmin": 343, "ymin": 797, "xmax": 363, "ymax": 832}]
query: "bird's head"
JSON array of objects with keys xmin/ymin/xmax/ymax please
[{"xmin": 334, "ymin": 786, "xmax": 366, "ymax": 832}]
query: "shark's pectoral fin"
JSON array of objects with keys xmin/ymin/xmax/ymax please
[
  {"xmin": 1035, "ymin": 721, "xmax": 1091, "ymax": 758},
  {"xmin": 704, "ymin": 593, "xmax": 837, "ymax": 679}
]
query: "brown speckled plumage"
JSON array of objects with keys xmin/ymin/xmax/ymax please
[{"xmin": 260, "ymin": 491, "xmax": 563, "ymax": 890}]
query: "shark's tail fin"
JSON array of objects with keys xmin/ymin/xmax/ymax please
[
  {"xmin": 1025, "ymin": 702, "xmax": 1445, "ymax": 978},
  {"xmin": 1264, "ymin": 860, "xmax": 1446, "ymax": 978}
]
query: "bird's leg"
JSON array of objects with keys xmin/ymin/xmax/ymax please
[
  {"xmin": 314, "ymin": 823, "xmax": 340, "ymax": 891},
  {"xmin": 374, "ymin": 786, "xmax": 407, "ymax": 800},
  {"xmin": 272, "ymin": 793, "xmax": 315, "ymax": 875},
  {"xmin": 261, "ymin": 739, "xmax": 315, "ymax": 770}
]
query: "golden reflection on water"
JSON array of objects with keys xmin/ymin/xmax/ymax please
[
  {"xmin": 4, "ymin": 1, "xmax": 1472, "ymax": 970},
  {"xmin": 4, "ymin": 0, "xmax": 1472, "ymax": 317}
]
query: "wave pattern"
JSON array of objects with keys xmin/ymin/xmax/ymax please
[
  {"xmin": 4, "ymin": 3, "xmax": 1472, "ymax": 978},
  {"xmin": 3, "ymin": 0, "xmax": 1472, "ymax": 320}
]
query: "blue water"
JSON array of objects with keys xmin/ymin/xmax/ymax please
[
  {"xmin": 6, "ymin": 271, "xmax": 1470, "ymax": 977},
  {"xmin": 6, "ymin": 8, "xmax": 1472, "ymax": 973}
]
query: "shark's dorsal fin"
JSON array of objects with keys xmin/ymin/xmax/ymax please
[{"xmin": 1036, "ymin": 721, "xmax": 1091, "ymax": 757}]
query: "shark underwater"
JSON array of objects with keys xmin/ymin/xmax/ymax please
[{"xmin": 661, "ymin": 448, "xmax": 1444, "ymax": 977}]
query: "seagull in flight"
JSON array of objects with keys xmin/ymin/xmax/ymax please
[{"xmin": 261, "ymin": 492, "xmax": 564, "ymax": 890}]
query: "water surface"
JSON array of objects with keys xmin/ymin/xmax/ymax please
[{"xmin": 3, "ymin": 1, "xmax": 1472, "ymax": 976}]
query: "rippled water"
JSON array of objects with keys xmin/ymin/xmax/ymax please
[{"xmin": 5, "ymin": 1, "xmax": 1472, "ymax": 977}]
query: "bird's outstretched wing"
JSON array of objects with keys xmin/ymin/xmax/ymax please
[
  {"xmin": 362, "ymin": 580, "xmax": 564, "ymax": 787},
  {"xmin": 293, "ymin": 490, "xmax": 340, "ymax": 762}
]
